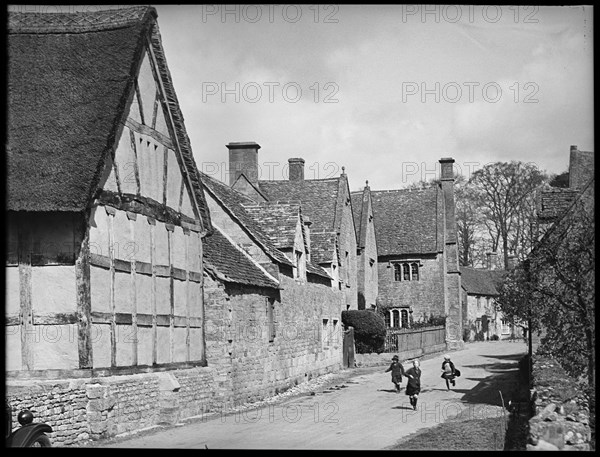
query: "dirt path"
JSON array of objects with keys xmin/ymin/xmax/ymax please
[{"xmin": 97, "ymin": 341, "xmax": 527, "ymax": 449}]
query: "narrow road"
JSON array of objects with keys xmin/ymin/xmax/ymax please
[{"xmin": 100, "ymin": 341, "xmax": 527, "ymax": 449}]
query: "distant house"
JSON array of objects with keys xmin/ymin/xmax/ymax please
[
  {"xmin": 370, "ymin": 158, "xmax": 463, "ymax": 349},
  {"xmin": 350, "ymin": 182, "xmax": 379, "ymax": 309},
  {"xmin": 6, "ymin": 6, "xmax": 215, "ymax": 443},
  {"xmin": 460, "ymin": 253, "xmax": 519, "ymax": 341},
  {"xmin": 200, "ymin": 168, "xmax": 345, "ymax": 404}
]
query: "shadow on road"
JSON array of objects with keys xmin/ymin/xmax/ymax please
[
  {"xmin": 391, "ymin": 405, "xmax": 415, "ymax": 411},
  {"xmin": 378, "ymin": 389, "xmax": 401, "ymax": 394}
]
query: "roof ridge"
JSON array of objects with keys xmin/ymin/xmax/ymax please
[{"xmin": 8, "ymin": 6, "xmax": 156, "ymax": 34}]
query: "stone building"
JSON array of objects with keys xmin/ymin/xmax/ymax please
[
  {"xmin": 350, "ymin": 182, "xmax": 379, "ymax": 309},
  {"xmin": 200, "ymin": 170, "xmax": 345, "ymax": 405},
  {"xmin": 460, "ymin": 253, "xmax": 519, "ymax": 341},
  {"xmin": 220, "ymin": 143, "xmax": 359, "ymax": 310},
  {"xmin": 370, "ymin": 158, "xmax": 463, "ymax": 349},
  {"xmin": 6, "ymin": 7, "xmax": 217, "ymax": 444}
]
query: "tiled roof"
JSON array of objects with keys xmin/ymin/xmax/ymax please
[
  {"xmin": 242, "ymin": 200, "xmax": 332, "ymax": 280},
  {"xmin": 460, "ymin": 266, "xmax": 507, "ymax": 296},
  {"xmin": 310, "ymin": 231, "xmax": 339, "ymax": 264},
  {"xmin": 200, "ymin": 172, "xmax": 294, "ymax": 267},
  {"xmin": 370, "ymin": 186, "xmax": 443, "ymax": 256},
  {"xmin": 7, "ymin": 7, "xmax": 213, "ymax": 233},
  {"xmin": 203, "ymin": 226, "xmax": 279, "ymax": 289},
  {"xmin": 537, "ymin": 186, "xmax": 580, "ymax": 222},
  {"xmin": 242, "ymin": 201, "xmax": 302, "ymax": 250},
  {"xmin": 258, "ymin": 178, "xmax": 342, "ymax": 234}
]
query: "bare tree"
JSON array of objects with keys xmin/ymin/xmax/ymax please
[{"xmin": 468, "ymin": 161, "xmax": 547, "ymax": 269}]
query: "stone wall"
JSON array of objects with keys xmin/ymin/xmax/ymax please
[
  {"xmin": 6, "ymin": 366, "xmax": 217, "ymax": 446},
  {"xmin": 354, "ymin": 343, "xmax": 448, "ymax": 368},
  {"xmin": 204, "ymin": 273, "xmax": 344, "ymax": 406},
  {"xmin": 526, "ymin": 354, "xmax": 593, "ymax": 450},
  {"xmin": 377, "ymin": 254, "xmax": 445, "ymax": 319}
]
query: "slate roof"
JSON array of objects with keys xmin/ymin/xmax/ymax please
[
  {"xmin": 7, "ymin": 7, "xmax": 212, "ymax": 233},
  {"xmin": 460, "ymin": 266, "xmax": 507, "ymax": 296},
  {"xmin": 203, "ymin": 226, "xmax": 279, "ymax": 289},
  {"xmin": 258, "ymin": 178, "xmax": 343, "ymax": 234},
  {"xmin": 200, "ymin": 172, "xmax": 294, "ymax": 267},
  {"xmin": 242, "ymin": 201, "xmax": 302, "ymax": 250},
  {"xmin": 310, "ymin": 231, "xmax": 339, "ymax": 265},
  {"xmin": 370, "ymin": 186, "xmax": 444, "ymax": 256}
]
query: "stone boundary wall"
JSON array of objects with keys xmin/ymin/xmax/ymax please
[
  {"xmin": 526, "ymin": 355, "xmax": 593, "ymax": 451},
  {"xmin": 354, "ymin": 342, "xmax": 447, "ymax": 367},
  {"xmin": 6, "ymin": 366, "xmax": 217, "ymax": 447}
]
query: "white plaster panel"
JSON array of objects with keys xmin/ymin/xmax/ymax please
[
  {"xmin": 180, "ymin": 187, "xmax": 195, "ymax": 219},
  {"xmin": 114, "ymin": 271, "xmax": 132, "ymax": 314},
  {"xmin": 89, "ymin": 206, "xmax": 110, "ymax": 258},
  {"xmin": 187, "ymin": 232, "xmax": 202, "ymax": 273},
  {"xmin": 188, "ymin": 282, "xmax": 202, "ymax": 319},
  {"xmin": 136, "ymin": 273, "xmax": 153, "ymax": 315},
  {"xmin": 31, "ymin": 324, "xmax": 78, "ymax": 370},
  {"xmin": 156, "ymin": 327, "xmax": 170, "ymax": 364},
  {"xmin": 171, "ymin": 226, "xmax": 187, "ymax": 270},
  {"xmin": 154, "ymin": 223, "xmax": 170, "ymax": 266},
  {"xmin": 155, "ymin": 276, "xmax": 171, "ymax": 315},
  {"xmin": 112, "ymin": 209, "xmax": 134, "ymax": 261},
  {"xmin": 189, "ymin": 328, "xmax": 203, "ymax": 361},
  {"xmin": 154, "ymin": 99, "xmax": 170, "ymax": 137},
  {"xmin": 6, "ymin": 266, "xmax": 20, "ymax": 316},
  {"xmin": 91, "ymin": 323, "xmax": 111, "ymax": 368},
  {"xmin": 114, "ymin": 127, "xmax": 138, "ymax": 195},
  {"xmin": 90, "ymin": 266, "xmax": 111, "ymax": 313},
  {"xmin": 137, "ymin": 50, "xmax": 157, "ymax": 126},
  {"xmin": 5, "ymin": 326, "xmax": 22, "ymax": 371},
  {"xmin": 173, "ymin": 278, "xmax": 187, "ymax": 317},
  {"xmin": 32, "ymin": 266, "xmax": 76, "ymax": 314},
  {"xmin": 136, "ymin": 326, "xmax": 153, "ymax": 366},
  {"xmin": 173, "ymin": 328, "xmax": 187, "ymax": 363},
  {"xmin": 166, "ymin": 149, "xmax": 182, "ymax": 210},
  {"xmin": 134, "ymin": 217, "xmax": 152, "ymax": 264},
  {"xmin": 116, "ymin": 325, "xmax": 135, "ymax": 367}
]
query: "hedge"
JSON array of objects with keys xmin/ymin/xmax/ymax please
[{"xmin": 342, "ymin": 310, "xmax": 386, "ymax": 354}]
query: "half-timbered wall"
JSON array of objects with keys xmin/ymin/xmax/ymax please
[
  {"xmin": 87, "ymin": 43, "xmax": 205, "ymax": 369},
  {"xmin": 5, "ymin": 212, "xmax": 83, "ymax": 371}
]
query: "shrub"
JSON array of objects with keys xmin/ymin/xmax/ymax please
[
  {"xmin": 490, "ymin": 334, "xmax": 500, "ymax": 341},
  {"xmin": 341, "ymin": 310, "xmax": 386, "ymax": 354},
  {"xmin": 410, "ymin": 313, "xmax": 446, "ymax": 329},
  {"xmin": 474, "ymin": 331, "xmax": 484, "ymax": 341},
  {"xmin": 463, "ymin": 328, "xmax": 471, "ymax": 342}
]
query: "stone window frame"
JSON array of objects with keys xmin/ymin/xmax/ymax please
[
  {"xmin": 392, "ymin": 261, "xmax": 421, "ymax": 282},
  {"xmin": 266, "ymin": 297, "xmax": 276, "ymax": 343},
  {"xmin": 386, "ymin": 307, "xmax": 411, "ymax": 328}
]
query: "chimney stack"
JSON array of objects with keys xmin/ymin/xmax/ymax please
[
  {"xmin": 288, "ymin": 158, "xmax": 305, "ymax": 182},
  {"xmin": 439, "ymin": 157, "xmax": 455, "ymax": 182},
  {"xmin": 486, "ymin": 252, "xmax": 498, "ymax": 270},
  {"xmin": 226, "ymin": 142, "xmax": 261, "ymax": 187},
  {"xmin": 568, "ymin": 144, "xmax": 595, "ymax": 189}
]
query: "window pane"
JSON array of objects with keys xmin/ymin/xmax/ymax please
[
  {"xmin": 411, "ymin": 263, "xmax": 419, "ymax": 281},
  {"xmin": 401, "ymin": 310, "xmax": 409, "ymax": 327},
  {"xmin": 403, "ymin": 263, "xmax": 410, "ymax": 281},
  {"xmin": 394, "ymin": 264, "xmax": 401, "ymax": 281}
]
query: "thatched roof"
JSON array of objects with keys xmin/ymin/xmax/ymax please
[{"xmin": 7, "ymin": 7, "xmax": 212, "ymax": 234}]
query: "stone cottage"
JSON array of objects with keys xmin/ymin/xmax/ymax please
[
  {"xmin": 370, "ymin": 158, "xmax": 462, "ymax": 349},
  {"xmin": 460, "ymin": 253, "xmax": 520, "ymax": 341},
  {"xmin": 350, "ymin": 182, "xmax": 379, "ymax": 309},
  {"xmin": 199, "ymin": 169, "xmax": 346, "ymax": 406},
  {"xmin": 6, "ymin": 6, "xmax": 219, "ymax": 444}
]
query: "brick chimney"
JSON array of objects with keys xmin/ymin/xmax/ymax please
[
  {"xmin": 226, "ymin": 142, "xmax": 261, "ymax": 187},
  {"xmin": 288, "ymin": 158, "xmax": 305, "ymax": 182},
  {"xmin": 486, "ymin": 252, "xmax": 498, "ymax": 270}
]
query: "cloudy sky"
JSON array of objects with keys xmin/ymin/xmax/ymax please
[{"xmin": 13, "ymin": 4, "xmax": 594, "ymax": 191}]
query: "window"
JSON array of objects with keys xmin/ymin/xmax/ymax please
[
  {"xmin": 401, "ymin": 309, "xmax": 409, "ymax": 328},
  {"xmin": 393, "ymin": 261, "xmax": 420, "ymax": 281},
  {"xmin": 266, "ymin": 298, "xmax": 275, "ymax": 342},
  {"xmin": 501, "ymin": 319, "xmax": 511, "ymax": 335},
  {"xmin": 332, "ymin": 319, "xmax": 339, "ymax": 345},
  {"xmin": 477, "ymin": 296, "xmax": 481, "ymax": 309},
  {"xmin": 322, "ymin": 319, "xmax": 330, "ymax": 346},
  {"xmin": 384, "ymin": 312, "xmax": 391, "ymax": 328},
  {"xmin": 391, "ymin": 309, "xmax": 400, "ymax": 328},
  {"xmin": 394, "ymin": 263, "xmax": 402, "ymax": 281}
]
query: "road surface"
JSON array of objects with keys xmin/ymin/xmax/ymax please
[{"xmin": 99, "ymin": 341, "xmax": 527, "ymax": 449}]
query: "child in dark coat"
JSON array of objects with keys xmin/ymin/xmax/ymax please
[
  {"xmin": 385, "ymin": 355, "xmax": 405, "ymax": 393},
  {"xmin": 405, "ymin": 359, "xmax": 422, "ymax": 410},
  {"xmin": 441, "ymin": 354, "xmax": 457, "ymax": 390}
]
